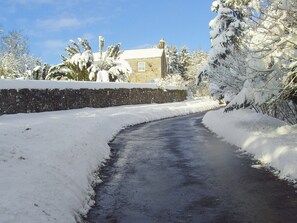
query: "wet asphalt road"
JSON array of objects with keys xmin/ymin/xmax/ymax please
[{"xmin": 86, "ymin": 112, "xmax": 297, "ymax": 223}]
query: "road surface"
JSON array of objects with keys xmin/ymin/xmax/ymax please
[{"xmin": 86, "ymin": 112, "xmax": 297, "ymax": 223}]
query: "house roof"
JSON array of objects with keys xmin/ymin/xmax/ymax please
[
  {"xmin": 119, "ymin": 48, "xmax": 164, "ymax": 60},
  {"xmin": 93, "ymin": 48, "xmax": 164, "ymax": 61}
]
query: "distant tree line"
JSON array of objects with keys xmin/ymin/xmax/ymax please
[{"xmin": 160, "ymin": 45, "xmax": 209, "ymax": 97}]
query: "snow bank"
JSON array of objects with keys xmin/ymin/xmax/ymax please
[
  {"xmin": 203, "ymin": 108, "xmax": 297, "ymax": 182},
  {"xmin": 0, "ymin": 98, "xmax": 219, "ymax": 223}
]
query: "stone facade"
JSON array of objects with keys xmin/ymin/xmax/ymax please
[
  {"xmin": 127, "ymin": 51, "xmax": 167, "ymax": 83},
  {"xmin": 0, "ymin": 88, "xmax": 187, "ymax": 115}
]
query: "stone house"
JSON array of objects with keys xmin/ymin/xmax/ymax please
[
  {"xmin": 119, "ymin": 40, "xmax": 167, "ymax": 83},
  {"xmin": 94, "ymin": 39, "xmax": 167, "ymax": 83}
]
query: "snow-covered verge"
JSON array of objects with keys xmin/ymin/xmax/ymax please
[
  {"xmin": 203, "ymin": 108, "xmax": 297, "ymax": 183},
  {"xmin": 0, "ymin": 98, "xmax": 219, "ymax": 223}
]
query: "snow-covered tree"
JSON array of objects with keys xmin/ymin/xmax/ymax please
[
  {"xmin": 166, "ymin": 45, "xmax": 180, "ymax": 74},
  {"xmin": 179, "ymin": 47, "xmax": 190, "ymax": 77},
  {"xmin": 205, "ymin": 0, "xmax": 296, "ymax": 123},
  {"xmin": 0, "ymin": 31, "xmax": 37, "ymax": 79},
  {"xmin": 166, "ymin": 45, "xmax": 199, "ymax": 78},
  {"xmin": 227, "ymin": 0, "xmax": 297, "ymax": 123},
  {"xmin": 47, "ymin": 37, "xmax": 131, "ymax": 82},
  {"xmin": 30, "ymin": 61, "xmax": 51, "ymax": 80},
  {"xmin": 207, "ymin": 0, "xmax": 250, "ymax": 102},
  {"xmin": 260, "ymin": 0, "xmax": 297, "ymax": 105},
  {"xmin": 163, "ymin": 43, "xmax": 209, "ymax": 97},
  {"xmin": 186, "ymin": 51, "xmax": 209, "ymax": 97},
  {"xmin": 46, "ymin": 38, "xmax": 94, "ymax": 81},
  {"xmin": 185, "ymin": 51, "xmax": 208, "ymax": 81},
  {"xmin": 160, "ymin": 47, "xmax": 209, "ymax": 97},
  {"xmin": 157, "ymin": 73, "xmax": 185, "ymax": 89},
  {"xmin": 89, "ymin": 37, "xmax": 131, "ymax": 82}
]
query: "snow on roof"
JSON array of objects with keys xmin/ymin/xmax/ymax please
[
  {"xmin": 93, "ymin": 48, "xmax": 164, "ymax": 62},
  {"xmin": 119, "ymin": 48, "xmax": 164, "ymax": 60}
]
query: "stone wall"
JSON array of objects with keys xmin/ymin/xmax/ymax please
[{"xmin": 0, "ymin": 88, "xmax": 187, "ymax": 115}]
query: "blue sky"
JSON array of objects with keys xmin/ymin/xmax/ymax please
[{"xmin": 0, "ymin": 0, "xmax": 215, "ymax": 65}]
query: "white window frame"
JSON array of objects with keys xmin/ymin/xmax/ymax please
[{"xmin": 138, "ymin": 61, "xmax": 145, "ymax": 72}]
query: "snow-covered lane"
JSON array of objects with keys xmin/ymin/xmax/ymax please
[
  {"xmin": 87, "ymin": 112, "xmax": 297, "ymax": 223},
  {"xmin": 0, "ymin": 98, "xmax": 219, "ymax": 223}
]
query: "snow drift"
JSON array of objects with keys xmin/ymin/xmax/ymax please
[{"xmin": 203, "ymin": 108, "xmax": 297, "ymax": 183}]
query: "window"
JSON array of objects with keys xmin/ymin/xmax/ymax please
[{"xmin": 138, "ymin": 62, "xmax": 145, "ymax": 72}]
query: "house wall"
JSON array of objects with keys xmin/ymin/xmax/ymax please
[
  {"xmin": 127, "ymin": 51, "xmax": 167, "ymax": 83},
  {"xmin": 127, "ymin": 57, "xmax": 162, "ymax": 83}
]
